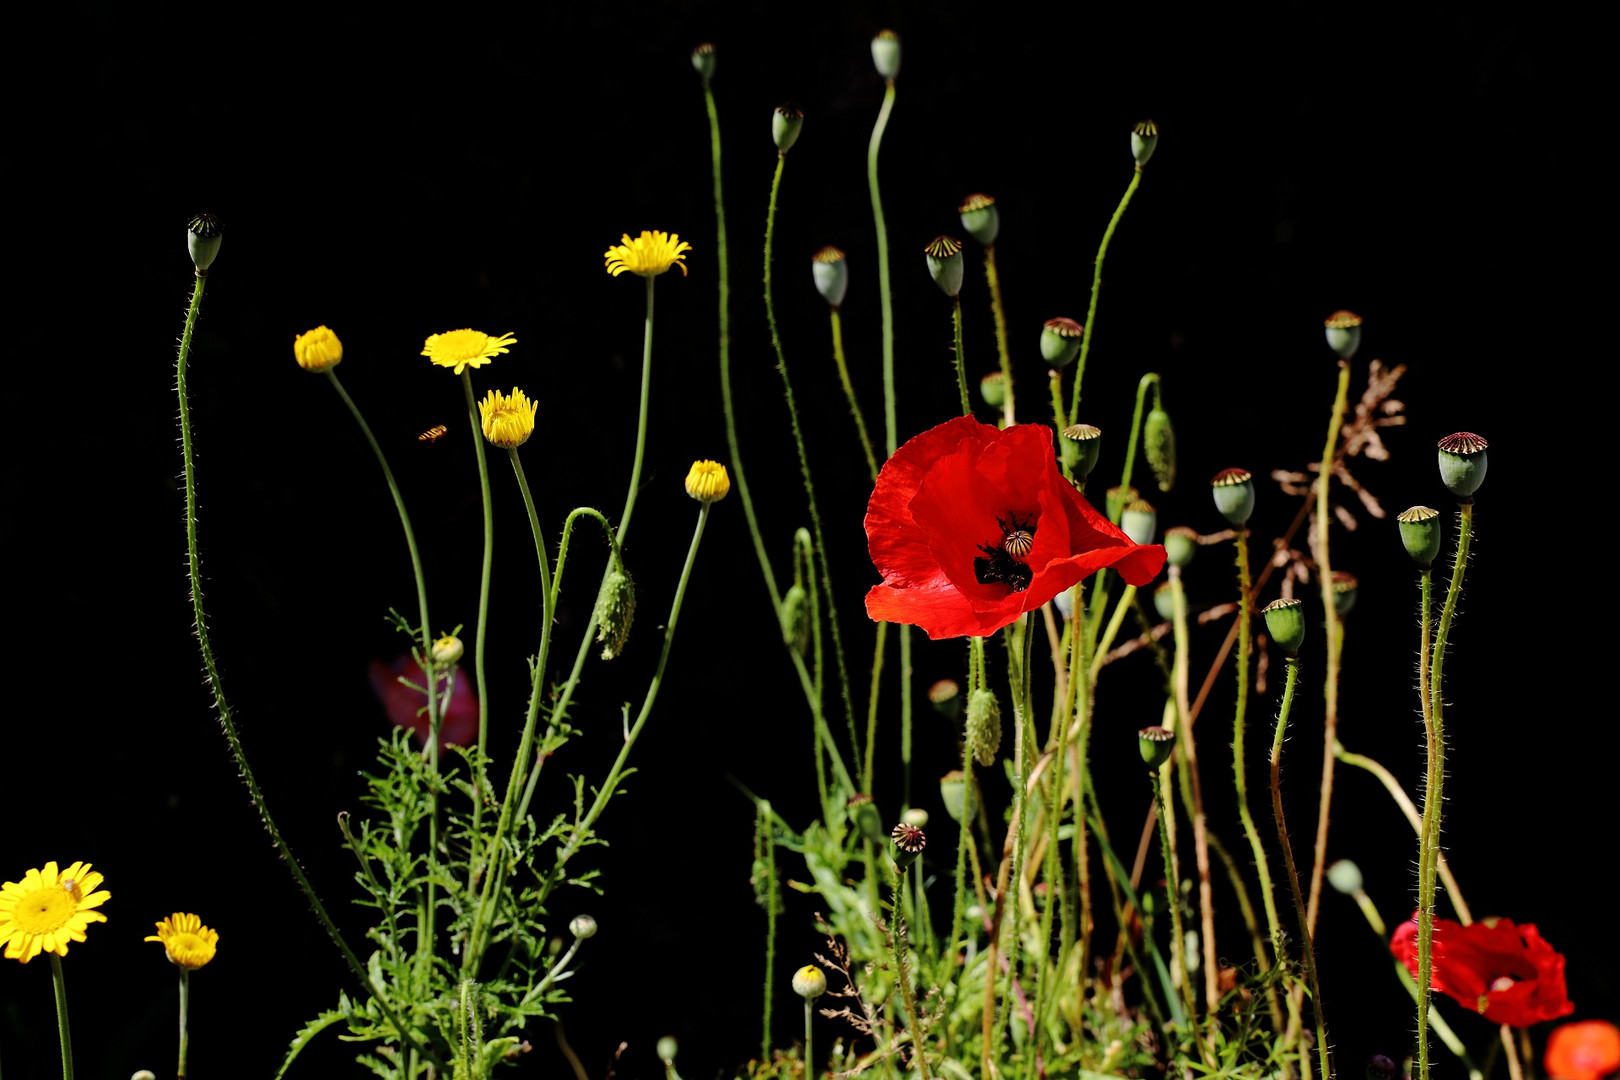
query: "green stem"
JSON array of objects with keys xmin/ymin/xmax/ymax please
[
  {"xmin": 1171, "ymin": 571, "xmax": 1219, "ymax": 1013},
  {"xmin": 1231, "ymin": 533, "xmax": 1284, "ymax": 962},
  {"xmin": 828, "ymin": 308, "xmax": 878, "ymax": 481},
  {"xmin": 1270, "ymin": 659, "xmax": 1332, "ymax": 1080},
  {"xmin": 803, "ymin": 998, "xmax": 814, "ymax": 1079},
  {"xmin": 984, "ymin": 247, "xmax": 1015, "ymax": 424},
  {"xmin": 869, "ymin": 79, "xmax": 898, "ymax": 456},
  {"xmin": 886, "ymin": 858, "xmax": 932, "ymax": 1080},
  {"xmin": 461, "ymin": 369, "xmax": 495, "ymax": 877},
  {"xmin": 50, "ymin": 954, "xmax": 72, "ymax": 1080},
  {"xmin": 761, "ymin": 801, "xmax": 779, "ymax": 1058},
  {"xmin": 862, "ymin": 621, "xmax": 888, "ymax": 793},
  {"xmin": 1152, "ymin": 767, "xmax": 1193, "ymax": 1021},
  {"xmin": 1068, "ymin": 168, "xmax": 1142, "ymax": 424},
  {"xmin": 951, "ymin": 295, "xmax": 970, "ymax": 415},
  {"xmin": 177, "ymin": 967, "xmax": 190, "ymax": 1079}
]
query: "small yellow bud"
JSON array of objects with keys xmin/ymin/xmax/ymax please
[
  {"xmin": 792, "ymin": 963, "xmax": 827, "ymax": 999},
  {"xmin": 293, "ymin": 326, "xmax": 343, "ymax": 373},
  {"xmin": 479, "ymin": 388, "xmax": 538, "ymax": 449},
  {"xmin": 431, "ymin": 634, "xmax": 464, "ymax": 666},
  {"xmin": 685, "ymin": 460, "xmax": 731, "ymax": 503}
]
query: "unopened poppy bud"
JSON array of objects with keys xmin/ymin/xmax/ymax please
[
  {"xmin": 1331, "ymin": 571, "xmax": 1358, "ymax": 616},
  {"xmin": 1121, "ymin": 499, "xmax": 1157, "ymax": 546},
  {"xmin": 811, "ymin": 246, "xmax": 849, "ymax": 308},
  {"xmin": 1144, "ymin": 406, "xmax": 1176, "ymax": 492},
  {"xmin": 685, "ymin": 459, "xmax": 731, "ymax": 503},
  {"xmin": 890, "ymin": 822, "xmax": 926, "ymax": 870},
  {"xmin": 568, "ymin": 914, "xmax": 598, "ymax": 940},
  {"xmin": 656, "ymin": 1036, "xmax": 679, "ymax": 1063},
  {"xmin": 925, "ymin": 235, "xmax": 965, "ymax": 297},
  {"xmin": 902, "ymin": 808, "xmax": 929, "ymax": 828},
  {"xmin": 691, "ymin": 42, "xmax": 716, "ymax": 81},
  {"xmin": 979, "ymin": 371, "xmax": 1007, "ymax": 406},
  {"xmin": 871, "ymin": 29, "xmax": 901, "ymax": 80},
  {"xmin": 1131, "ymin": 120, "xmax": 1159, "ymax": 166},
  {"xmin": 958, "ymin": 193, "xmax": 1000, "ymax": 246},
  {"xmin": 1211, "ymin": 468, "xmax": 1255, "ymax": 527},
  {"xmin": 1327, "ymin": 859, "xmax": 1364, "ymax": 895},
  {"xmin": 1138, "ymin": 725, "xmax": 1176, "ymax": 769},
  {"xmin": 773, "ymin": 103, "xmax": 804, "ymax": 154},
  {"xmin": 1153, "ymin": 582, "xmax": 1176, "ymax": 621},
  {"xmin": 1041, "ymin": 317, "xmax": 1084, "ymax": 368},
  {"xmin": 1062, "ymin": 424, "xmax": 1101, "ymax": 479},
  {"xmin": 1263, "ymin": 598, "xmax": 1306, "ymax": 658},
  {"xmin": 593, "ymin": 561, "xmax": 636, "ymax": 660},
  {"xmin": 187, "ymin": 212, "xmax": 222, "ymax": 274},
  {"xmin": 792, "ymin": 963, "xmax": 828, "ymax": 999},
  {"xmin": 1324, "ymin": 310, "xmax": 1363, "ymax": 361},
  {"xmin": 1164, "ymin": 526, "xmax": 1198, "ymax": 569},
  {"xmin": 847, "ymin": 794, "xmax": 885, "ymax": 844},
  {"xmin": 293, "ymin": 325, "xmax": 343, "ymax": 373},
  {"xmin": 939, "ymin": 770, "xmax": 966, "ymax": 823},
  {"xmin": 780, "ymin": 583, "xmax": 810, "ymax": 655},
  {"xmin": 432, "ymin": 634, "xmax": 464, "ymax": 666},
  {"xmin": 1366, "ymin": 1055, "xmax": 1400, "ymax": 1080},
  {"xmin": 1437, "ymin": 432, "xmax": 1488, "ymax": 500},
  {"xmin": 965, "ymin": 688, "xmax": 1002, "ymax": 765},
  {"xmin": 1397, "ymin": 505, "xmax": 1443, "ymax": 569},
  {"xmin": 927, "ymin": 678, "xmax": 962, "ymax": 720},
  {"xmin": 1106, "ymin": 484, "xmax": 1139, "ymax": 523}
]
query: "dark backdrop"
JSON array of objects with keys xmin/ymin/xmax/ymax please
[{"xmin": 7, "ymin": 4, "xmax": 1609, "ymax": 1079}]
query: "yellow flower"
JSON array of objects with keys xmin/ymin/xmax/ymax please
[
  {"xmin": 684, "ymin": 460, "xmax": 730, "ymax": 503},
  {"xmin": 145, "ymin": 912, "xmax": 218, "ymax": 970},
  {"xmin": 604, "ymin": 231, "xmax": 692, "ymax": 278},
  {"xmin": 0, "ymin": 861, "xmax": 110, "ymax": 963},
  {"xmin": 293, "ymin": 325, "xmax": 343, "ymax": 372},
  {"xmin": 479, "ymin": 387, "xmax": 538, "ymax": 449},
  {"xmin": 421, "ymin": 329, "xmax": 518, "ymax": 375}
]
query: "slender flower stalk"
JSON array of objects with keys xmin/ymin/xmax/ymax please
[
  {"xmin": 1169, "ymin": 568, "xmax": 1219, "ymax": 1011},
  {"xmin": 869, "ymin": 76, "xmax": 898, "ymax": 457},
  {"xmin": 759, "ymin": 801, "xmax": 780, "ymax": 1057},
  {"xmin": 177, "ymin": 968, "xmax": 190, "ymax": 1078},
  {"xmin": 1067, "ymin": 167, "xmax": 1142, "ymax": 424},
  {"xmin": 951, "ymin": 295, "xmax": 970, "ymax": 415},
  {"xmin": 1230, "ymin": 531, "xmax": 1284, "ymax": 973},
  {"xmin": 828, "ymin": 306, "xmax": 879, "ymax": 480},
  {"xmin": 459, "ymin": 369, "xmax": 496, "ymax": 853},
  {"xmin": 886, "ymin": 853, "xmax": 932, "ymax": 1080},
  {"xmin": 51, "ymin": 954, "xmax": 74, "ymax": 1080},
  {"xmin": 983, "ymin": 247, "xmax": 1015, "ymax": 423},
  {"xmin": 1151, "ymin": 752, "xmax": 1194, "ymax": 1021}
]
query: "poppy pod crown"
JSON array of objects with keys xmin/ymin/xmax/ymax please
[{"xmin": 864, "ymin": 416, "xmax": 1166, "ymax": 639}]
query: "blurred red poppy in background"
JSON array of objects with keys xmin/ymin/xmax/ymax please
[
  {"xmin": 1546, "ymin": 1021, "xmax": 1620, "ymax": 1080},
  {"xmin": 368, "ymin": 655, "xmax": 479, "ymax": 751},
  {"xmin": 864, "ymin": 416, "xmax": 1165, "ymax": 639},
  {"xmin": 1392, "ymin": 912, "xmax": 1574, "ymax": 1027}
]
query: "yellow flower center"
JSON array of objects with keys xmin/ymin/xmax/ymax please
[
  {"xmin": 165, "ymin": 932, "xmax": 214, "ymax": 968},
  {"xmin": 479, "ymin": 388, "xmax": 538, "ymax": 449},
  {"xmin": 604, "ymin": 231, "xmax": 692, "ymax": 278},
  {"xmin": 434, "ymin": 330, "xmax": 492, "ymax": 362},
  {"xmin": 684, "ymin": 460, "xmax": 730, "ymax": 503},
  {"xmin": 15, "ymin": 886, "xmax": 76, "ymax": 934}
]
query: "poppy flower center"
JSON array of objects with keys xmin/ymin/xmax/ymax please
[{"xmin": 974, "ymin": 515, "xmax": 1037, "ymax": 593}]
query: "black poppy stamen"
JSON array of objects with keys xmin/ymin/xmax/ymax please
[{"xmin": 974, "ymin": 514, "xmax": 1037, "ymax": 592}]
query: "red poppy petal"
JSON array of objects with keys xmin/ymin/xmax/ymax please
[{"xmin": 867, "ymin": 416, "xmax": 991, "ymax": 588}]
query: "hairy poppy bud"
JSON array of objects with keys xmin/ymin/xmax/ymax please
[
  {"xmin": 925, "ymin": 235, "xmax": 965, "ymax": 297},
  {"xmin": 780, "ymin": 583, "xmax": 810, "ymax": 655},
  {"xmin": 1263, "ymin": 598, "xmax": 1306, "ymax": 658},
  {"xmin": 958, "ymin": 192, "xmax": 1000, "ymax": 246},
  {"xmin": 1131, "ymin": 120, "xmax": 1159, "ymax": 166},
  {"xmin": 188, "ymin": 212, "xmax": 222, "ymax": 274},
  {"xmin": 939, "ymin": 770, "xmax": 967, "ymax": 823},
  {"xmin": 1327, "ymin": 859, "xmax": 1364, "ymax": 895},
  {"xmin": 979, "ymin": 371, "xmax": 1007, "ymax": 406},
  {"xmin": 1153, "ymin": 582, "xmax": 1176, "ymax": 621},
  {"xmin": 811, "ymin": 245, "xmax": 849, "ymax": 308},
  {"xmin": 773, "ymin": 102, "xmax": 804, "ymax": 153},
  {"xmin": 870, "ymin": 29, "xmax": 901, "ymax": 80},
  {"xmin": 1061, "ymin": 423, "xmax": 1101, "ymax": 479},
  {"xmin": 1211, "ymin": 468, "xmax": 1255, "ymax": 527},
  {"xmin": 1437, "ymin": 432, "xmax": 1488, "ymax": 500},
  {"xmin": 890, "ymin": 823, "xmax": 926, "ymax": 870},
  {"xmin": 792, "ymin": 963, "xmax": 828, "ymax": 999},
  {"xmin": 1164, "ymin": 526, "xmax": 1198, "ymax": 569},
  {"xmin": 1139, "ymin": 725, "xmax": 1176, "ymax": 769},
  {"xmin": 1144, "ymin": 406, "xmax": 1176, "ymax": 492},
  {"xmin": 965, "ymin": 688, "xmax": 1002, "ymax": 766},
  {"xmin": 593, "ymin": 561, "xmax": 636, "ymax": 660},
  {"xmin": 1397, "ymin": 505, "xmax": 1442, "ymax": 569},
  {"xmin": 1121, "ymin": 499, "xmax": 1157, "ymax": 546},
  {"xmin": 568, "ymin": 914, "xmax": 598, "ymax": 940},
  {"xmin": 927, "ymin": 678, "xmax": 962, "ymax": 720},
  {"xmin": 691, "ymin": 42, "xmax": 716, "ymax": 81},
  {"xmin": 1331, "ymin": 571, "xmax": 1358, "ymax": 616},
  {"xmin": 1041, "ymin": 317, "xmax": 1084, "ymax": 368},
  {"xmin": 1324, "ymin": 310, "xmax": 1363, "ymax": 361},
  {"xmin": 847, "ymin": 793, "xmax": 885, "ymax": 844}
]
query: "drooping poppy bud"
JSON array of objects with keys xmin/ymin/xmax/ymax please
[
  {"xmin": 890, "ymin": 822, "xmax": 926, "ymax": 870},
  {"xmin": 1327, "ymin": 859, "xmax": 1364, "ymax": 895},
  {"xmin": 594, "ymin": 560, "xmax": 636, "ymax": 660},
  {"xmin": 964, "ymin": 688, "xmax": 1002, "ymax": 766},
  {"xmin": 1144, "ymin": 404, "xmax": 1176, "ymax": 492}
]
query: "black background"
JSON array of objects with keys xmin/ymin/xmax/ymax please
[{"xmin": 6, "ymin": 3, "xmax": 1611, "ymax": 1078}]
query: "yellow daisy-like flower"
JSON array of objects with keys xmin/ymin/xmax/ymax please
[
  {"xmin": 421, "ymin": 329, "xmax": 518, "ymax": 375},
  {"xmin": 479, "ymin": 387, "xmax": 539, "ymax": 449},
  {"xmin": 293, "ymin": 325, "xmax": 343, "ymax": 372},
  {"xmin": 684, "ymin": 460, "xmax": 730, "ymax": 503},
  {"xmin": 604, "ymin": 230, "xmax": 692, "ymax": 278},
  {"xmin": 0, "ymin": 861, "xmax": 110, "ymax": 964},
  {"xmin": 144, "ymin": 912, "xmax": 219, "ymax": 970}
]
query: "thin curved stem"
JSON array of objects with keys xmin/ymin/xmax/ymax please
[
  {"xmin": 828, "ymin": 308, "xmax": 878, "ymax": 481},
  {"xmin": 1171, "ymin": 570, "xmax": 1219, "ymax": 1012},
  {"xmin": 869, "ymin": 79, "xmax": 898, "ymax": 457},
  {"xmin": 951, "ymin": 295, "xmax": 970, "ymax": 415},
  {"xmin": 50, "ymin": 954, "xmax": 73, "ymax": 1080},
  {"xmin": 461, "ymin": 369, "xmax": 495, "ymax": 872},
  {"xmin": 1068, "ymin": 167, "xmax": 1142, "ymax": 425},
  {"xmin": 886, "ymin": 857, "xmax": 932, "ymax": 1080},
  {"xmin": 984, "ymin": 247, "xmax": 1014, "ymax": 424},
  {"xmin": 760, "ymin": 801, "xmax": 779, "ymax": 1057},
  {"xmin": 177, "ymin": 967, "xmax": 190, "ymax": 1079}
]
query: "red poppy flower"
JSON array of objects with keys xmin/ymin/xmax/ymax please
[
  {"xmin": 368, "ymin": 654, "xmax": 480, "ymax": 751},
  {"xmin": 1546, "ymin": 1021, "xmax": 1620, "ymax": 1080},
  {"xmin": 1391, "ymin": 912, "xmax": 1575, "ymax": 1027},
  {"xmin": 864, "ymin": 416, "xmax": 1166, "ymax": 639}
]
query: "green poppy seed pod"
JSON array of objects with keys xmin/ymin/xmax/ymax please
[
  {"xmin": 1131, "ymin": 119, "xmax": 1159, "ymax": 166},
  {"xmin": 773, "ymin": 102, "xmax": 804, "ymax": 153},
  {"xmin": 847, "ymin": 794, "xmax": 885, "ymax": 845},
  {"xmin": 939, "ymin": 770, "xmax": 967, "ymax": 823},
  {"xmin": 1397, "ymin": 505, "xmax": 1443, "ymax": 569},
  {"xmin": 1332, "ymin": 571, "xmax": 1358, "ymax": 616},
  {"xmin": 1164, "ymin": 526, "xmax": 1198, "ymax": 569},
  {"xmin": 927, "ymin": 678, "xmax": 963, "ymax": 720},
  {"xmin": 871, "ymin": 29, "xmax": 901, "ymax": 80},
  {"xmin": 593, "ymin": 561, "xmax": 637, "ymax": 660},
  {"xmin": 1263, "ymin": 598, "xmax": 1306, "ymax": 658},
  {"xmin": 656, "ymin": 1036, "xmax": 679, "ymax": 1064},
  {"xmin": 1138, "ymin": 725, "xmax": 1176, "ymax": 769},
  {"xmin": 811, "ymin": 245, "xmax": 849, "ymax": 308},
  {"xmin": 979, "ymin": 371, "xmax": 1007, "ymax": 406},
  {"xmin": 568, "ymin": 914, "xmax": 598, "ymax": 939},
  {"xmin": 1327, "ymin": 858, "xmax": 1364, "ymax": 896},
  {"xmin": 965, "ymin": 687, "xmax": 1002, "ymax": 766},
  {"xmin": 1144, "ymin": 406, "xmax": 1176, "ymax": 492},
  {"xmin": 1366, "ymin": 1056, "xmax": 1400, "ymax": 1080},
  {"xmin": 1106, "ymin": 484, "xmax": 1139, "ymax": 523},
  {"xmin": 1437, "ymin": 432, "xmax": 1488, "ymax": 500},
  {"xmin": 902, "ymin": 807, "xmax": 929, "ymax": 828},
  {"xmin": 890, "ymin": 822, "xmax": 926, "ymax": 870},
  {"xmin": 187, "ymin": 212, "xmax": 222, "ymax": 274},
  {"xmin": 780, "ymin": 582, "xmax": 810, "ymax": 655},
  {"xmin": 431, "ymin": 634, "xmax": 464, "ymax": 666},
  {"xmin": 1211, "ymin": 468, "xmax": 1255, "ymax": 527},
  {"xmin": 1153, "ymin": 582, "xmax": 1176, "ymax": 622},
  {"xmin": 958, "ymin": 192, "xmax": 1000, "ymax": 246},
  {"xmin": 1324, "ymin": 310, "xmax": 1363, "ymax": 361},
  {"xmin": 691, "ymin": 42, "xmax": 716, "ymax": 81},
  {"xmin": 1121, "ymin": 498, "xmax": 1158, "ymax": 546},
  {"xmin": 925, "ymin": 235, "xmax": 965, "ymax": 297},
  {"xmin": 792, "ymin": 964, "xmax": 828, "ymax": 1000},
  {"xmin": 1041, "ymin": 317, "xmax": 1085, "ymax": 368},
  {"xmin": 1062, "ymin": 424, "xmax": 1102, "ymax": 480}
]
